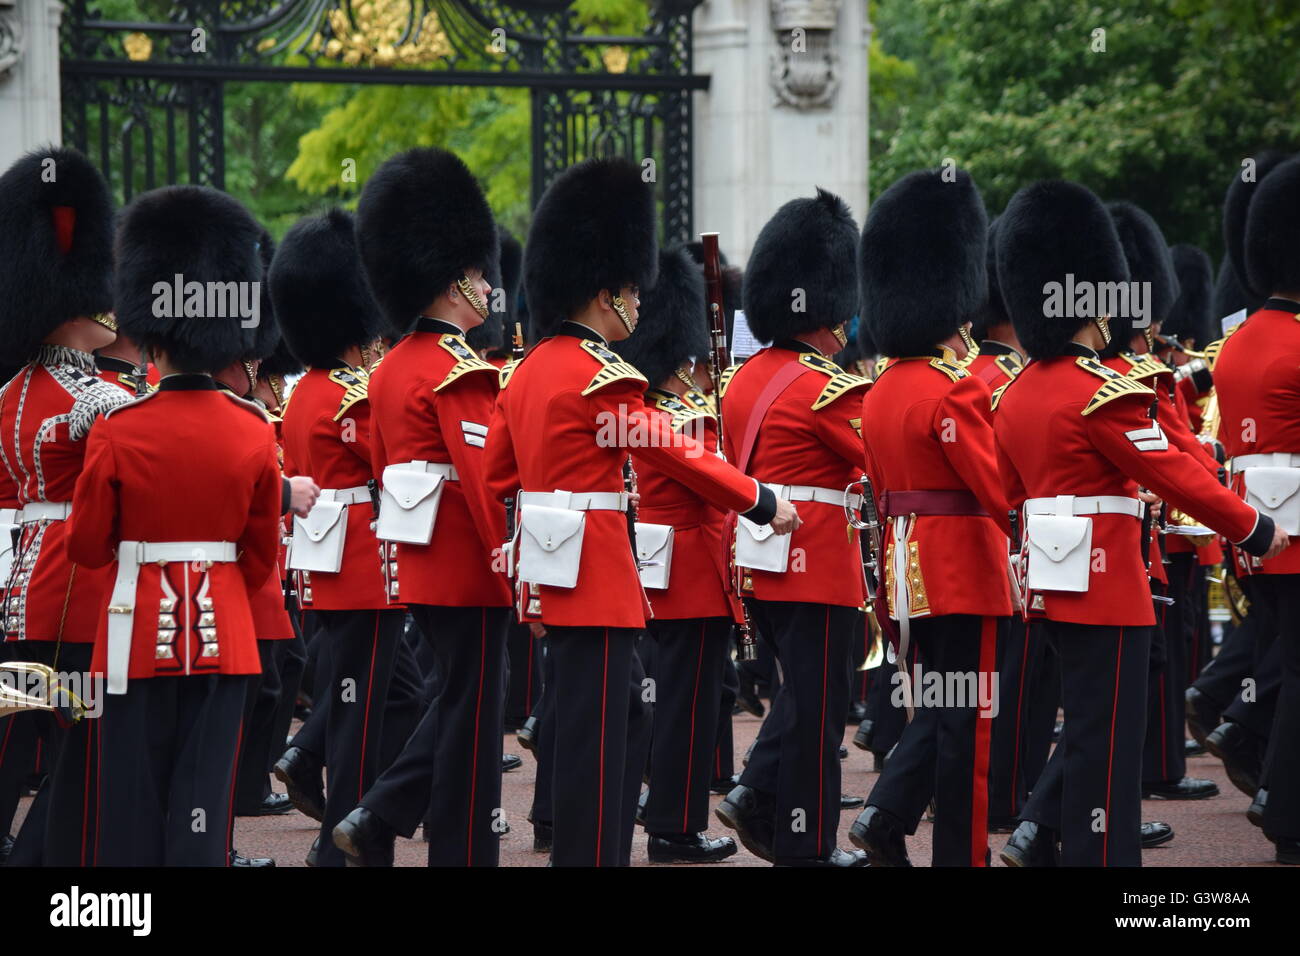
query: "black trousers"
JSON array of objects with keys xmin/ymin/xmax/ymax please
[
  {"xmin": 1195, "ymin": 610, "xmax": 1256, "ymax": 709},
  {"xmin": 504, "ymin": 620, "xmax": 542, "ymax": 730},
  {"xmin": 714, "ymin": 644, "xmax": 739, "ymax": 785},
  {"xmin": 529, "ymin": 638, "xmax": 556, "ymax": 826},
  {"xmin": 1250, "ymin": 575, "xmax": 1300, "ymax": 838},
  {"xmin": 96, "ymin": 674, "xmax": 250, "ymax": 866},
  {"xmin": 867, "ymin": 615, "xmax": 997, "ymax": 866},
  {"xmin": 1143, "ymin": 585, "xmax": 1187, "ymax": 785},
  {"xmin": 740, "ymin": 601, "xmax": 854, "ymax": 863},
  {"xmin": 987, "ymin": 615, "xmax": 1041, "ymax": 823},
  {"xmin": 546, "ymin": 625, "xmax": 651, "ymax": 866},
  {"xmin": 313, "ymin": 608, "xmax": 407, "ymax": 868},
  {"xmin": 1021, "ymin": 620, "xmax": 1150, "ymax": 866},
  {"xmin": 644, "ymin": 617, "xmax": 730, "ymax": 835},
  {"xmin": 233, "ymin": 638, "xmax": 280, "ymax": 813}
]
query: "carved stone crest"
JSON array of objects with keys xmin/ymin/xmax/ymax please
[
  {"xmin": 769, "ymin": 0, "xmax": 840, "ymax": 109},
  {"xmin": 0, "ymin": 1, "xmax": 22, "ymax": 77}
]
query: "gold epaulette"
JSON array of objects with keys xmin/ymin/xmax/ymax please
[
  {"xmin": 873, "ymin": 356, "xmax": 890, "ymax": 379},
  {"xmin": 1120, "ymin": 352, "xmax": 1171, "ymax": 382},
  {"xmin": 579, "ymin": 340, "xmax": 647, "ymax": 396},
  {"xmin": 990, "ymin": 379, "xmax": 1012, "ymax": 411},
  {"xmin": 1203, "ymin": 324, "xmax": 1241, "ymax": 371},
  {"xmin": 995, "ymin": 353, "xmax": 1025, "ymax": 381},
  {"xmin": 683, "ymin": 387, "xmax": 717, "ymax": 418},
  {"xmin": 1077, "ymin": 357, "xmax": 1154, "ymax": 416},
  {"xmin": 652, "ymin": 392, "xmax": 712, "ymax": 433},
  {"xmin": 329, "ymin": 366, "xmax": 369, "ymax": 422},
  {"xmin": 434, "ymin": 334, "xmax": 497, "ymax": 392},
  {"xmin": 799, "ymin": 353, "xmax": 870, "ymax": 410},
  {"xmin": 928, "ymin": 353, "xmax": 969, "ymax": 383},
  {"xmin": 718, "ymin": 363, "xmax": 740, "ymax": 399},
  {"xmin": 499, "ymin": 359, "xmax": 519, "ymax": 390}
]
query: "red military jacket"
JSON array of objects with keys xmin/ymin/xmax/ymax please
[
  {"xmin": 485, "ymin": 323, "xmax": 770, "ymax": 629},
  {"xmin": 67, "ymin": 375, "xmax": 282, "ymax": 680},
  {"xmin": 281, "ymin": 363, "xmax": 388, "ymax": 610},
  {"xmin": 0, "ymin": 346, "xmax": 128, "ymax": 643},
  {"xmin": 368, "ymin": 319, "xmax": 510, "ymax": 608},
  {"xmin": 720, "ymin": 342, "xmax": 869, "ymax": 608},
  {"xmin": 633, "ymin": 387, "xmax": 739, "ymax": 622},
  {"xmin": 235, "ymin": 388, "xmax": 294, "ymax": 640},
  {"xmin": 864, "ymin": 348, "xmax": 1013, "ymax": 619},
  {"xmin": 1214, "ymin": 300, "xmax": 1300, "ymax": 575},
  {"xmin": 963, "ymin": 340, "xmax": 1025, "ymax": 391},
  {"xmin": 994, "ymin": 345, "xmax": 1269, "ymax": 627}
]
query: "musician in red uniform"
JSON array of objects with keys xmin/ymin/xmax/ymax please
[
  {"xmin": 0, "ymin": 147, "xmax": 129, "ymax": 866},
  {"xmin": 612, "ymin": 245, "xmax": 740, "ymax": 864},
  {"xmin": 65, "ymin": 184, "xmax": 281, "ymax": 866},
  {"xmin": 265, "ymin": 207, "xmax": 410, "ymax": 868},
  {"xmin": 331, "ymin": 148, "xmax": 510, "ymax": 868},
  {"xmin": 712, "ymin": 189, "xmax": 871, "ymax": 868},
  {"xmin": 847, "ymin": 168, "xmax": 1009, "ymax": 868},
  {"xmin": 484, "ymin": 157, "xmax": 796, "ymax": 867},
  {"xmin": 1215, "ymin": 154, "xmax": 1300, "ymax": 863},
  {"xmin": 992, "ymin": 180, "xmax": 1285, "ymax": 867}
]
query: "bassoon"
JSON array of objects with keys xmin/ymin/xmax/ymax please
[{"xmin": 700, "ymin": 232, "xmax": 759, "ymax": 661}]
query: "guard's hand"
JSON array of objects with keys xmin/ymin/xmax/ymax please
[
  {"xmin": 528, "ymin": 621, "xmax": 547, "ymax": 640},
  {"xmin": 770, "ymin": 497, "xmax": 801, "ymax": 535},
  {"xmin": 1137, "ymin": 489, "xmax": 1163, "ymax": 521},
  {"xmin": 289, "ymin": 476, "xmax": 321, "ymax": 517},
  {"xmin": 1263, "ymin": 526, "xmax": 1291, "ymax": 561}
]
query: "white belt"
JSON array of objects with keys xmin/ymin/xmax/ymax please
[
  {"xmin": 518, "ymin": 490, "xmax": 629, "ymax": 512},
  {"xmin": 389, "ymin": 460, "xmax": 459, "ymax": 481},
  {"xmin": 0, "ymin": 508, "xmax": 17, "ymax": 526},
  {"xmin": 319, "ymin": 485, "xmax": 370, "ymax": 506},
  {"xmin": 1024, "ymin": 495, "xmax": 1144, "ymax": 518},
  {"xmin": 106, "ymin": 540, "xmax": 238, "ymax": 696},
  {"xmin": 1231, "ymin": 453, "xmax": 1300, "ymax": 471},
  {"xmin": 20, "ymin": 501, "xmax": 71, "ymax": 523},
  {"xmin": 770, "ymin": 484, "xmax": 863, "ymax": 509}
]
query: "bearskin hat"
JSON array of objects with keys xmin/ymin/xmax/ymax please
[
  {"xmin": 1244, "ymin": 154, "xmax": 1300, "ymax": 298},
  {"xmin": 996, "ymin": 181, "xmax": 1129, "ymax": 359},
  {"xmin": 1212, "ymin": 256, "xmax": 1257, "ymax": 324},
  {"xmin": 745, "ymin": 189, "xmax": 858, "ymax": 344},
  {"xmin": 258, "ymin": 337, "xmax": 306, "ymax": 381},
  {"xmin": 612, "ymin": 245, "xmax": 708, "ymax": 388},
  {"xmin": 0, "ymin": 147, "xmax": 115, "ymax": 366},
  {"xmin": 1223, "ymin": 149, "xmax": 1289, "ymax": 299},
  {"xmin": 1164, "ymin": 244, "xmax": 1214, "ymax": 347},
  {"xmin": 860, "ymin": 168, "xmax": 987, "ymax": 356},
  {"xmin": 115, "ymin": 185, "xmax": 262, "ymax": 373},
  {"xmin": 1101, "ymin": 201, "xmax": 1178, "ymax": 355},
  {"xmin": 269, "ymin": 208, "xmax": 385, "ymax": 370},
  {"xmin": 246, "ymin": 227, "xmax": 281, "ymax": 362},
  {"xmin": 524, "ymin": 157, "xmax": 658, "ymax": 337},
  {"xmin": 356, "ymin": 147, "xmax": 498, "ymax": 336},
  {"xmin": 968, "ymin": 217, "xmax": 1009, "ymax": 341}
]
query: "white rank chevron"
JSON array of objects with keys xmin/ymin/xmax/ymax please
[{"xmin": 1124, "ymin": 423, "xmax": 1169, "ymax": 452}]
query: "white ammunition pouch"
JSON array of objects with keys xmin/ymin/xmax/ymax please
[
  {"xmin": 376, "ymin": 461, "xmax": 458, "ymax": 545},
  {"xmin": 290, "ymin": 486, "xmax": 366, "ymax": 574},
  {"xmin": 515, "ymin": 490, "xmax": 628, "ymax": 590},
  {"xmin": 1235, "ymin": 455, "xmax": 1300, "ymax": 536},
  {"xmin": 634, "ymin": 522, "xmax": 675, "ymax": 590},
  {"xmin": 1022, "ymin": 495, "xmax": 1142, "ymax": 593}
]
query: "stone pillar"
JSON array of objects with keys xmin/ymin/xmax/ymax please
[
  {"xmin": 0, "ymin": 0, "xmax": 64, "ymax": 173},
  {"xmin": 693, "ymin": 0, "xmax": 870, "ymax": 263}
]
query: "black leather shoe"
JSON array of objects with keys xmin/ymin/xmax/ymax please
[
  {"xmin": 1184, "ymin": 686, "xmax": 1221, "ymax": 748},
  {"xmin": 240, "ymin": 791, "xmax": 293, "ymax": 816},
  {"xmin": 332, "ymin": 806, "xmax": 396, "ymax": 867},
  {"xmin": 838, "ymin": 745, "xmax": 848, "ymax": 760},
  {"xmin": 305, "ymin": 836, "xmax": 320, "ymax": 868},
  {"xmin": 1185, "ymin": 738, "xmax": 1206, "ymax": 758},
  {"xmin": 1247, "ymin": 788, "xmax": 1267, "ymax": 828},
  {"xmin": 709, "ymin": 776, "xmax": 735, "ymax": 795},
  {"xmin": 1052, "ymin": 720, "xmax": 1063, "ymax": 742},
  {"xmin": 502, "ymin": 753, "xmax": 523, "ymax": 772},
  {"xmin": 0, "ymin": 833, "xmax": 13, "ymax": 866},
  {"xmin": 531, "ymin": 818, "xmax": 552, "ymax": 853},
  {"xmin": 847, "ymin": 701, "xmax": 870, "ymax": 725},
  {"xmin": 647, "ymin": 832, "xmax": 738, "ymax": 863},
  {"xmin": 987, "ymin": 815, "xmax": 1019, "ymax": 834},
  {"xmin": 1140, "ymin": 821, "xmax": 1174, "ymax": 848},
  {"xmin": 736, "ymin": 682, "xmax": 765, "ymax": 718},
  {"xmin": 1276, "ymin": 838, "xmax": 1300, "ymax": 865},
  {"xmin": 852, "ymin": 719, "xmax": 875, "ymax": 752},
  {"xmin": 1204, "ymin": 721, "xmax": 1261, "ymax": 796},
  {"xmin": 848, "ymin": 805, "xmax": 911, "ymax": 867},
  {"xmin": 714, "ymin": 785, "xmax": 776, "ymax": 863},
  {"xmin": 1000, "ymin": 821, "xmax": 1059, "ymax": 867},
  {"xmin": 1143, "ymin": 776, "xmax": 1219, "ymax": 800},
  {"xmin": 780, "ymin": 847, "xmax": 869, "ymax": 867},
  {"xmin": 229, "ymin": 849, "xmax": 276, "ymax": 867},
  {"xmin": 273, "ymin": 746, "xmax": 325, "ymax": 822},
  {"xmin": 872, "ymin": 751, "xmax": 887, "ymax": 772},
  {"xmin": 636, "ymin": 788, "xmax": 648, "ymax": 827},
  {"xmin": 840, "ymin": 794, "xmax": 865, "ymax": 810},
  {"xmin": 516, "ymin": 715, "xmax": 538, "ymax": 752}
]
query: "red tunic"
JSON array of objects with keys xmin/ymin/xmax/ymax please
[
  {"xmin": 66, "ymin": 377, "xmax": 282, "ymax": 680},
  {"xmin": 484, "ymin": 327, "xmax": 766, "ymax": 629},
  {"xmin": 1214, "ymin": 302, "xmax": 1300, "ymax": 574},
  {"xmin": 0, "ymin": 346, "xmax": 128, "ymax": 644},
  {"xmin": 281, "ymin": 365, "xmax": 388, "ymax": 610},
  {"xmin": 963, "ymin": 341, "xmax": 1025, "ymax": 391},
  {"xmin": 864, "ymin": 350, "xmax": 1013, "ymax": 619},
  {"xmin": 994, "ymin": 348, "xmax": 1264, "ymax": 626},
  {"xmin": 368, "ymin": 321, "xmax": 510, "ymax": 608},
  {"xmin": 632, "ymin": 388, "xmax": 739, "ymax": 622},
  {"xmin": 719, "ymin": 344, "xmax": 868, "ymax": 608}
]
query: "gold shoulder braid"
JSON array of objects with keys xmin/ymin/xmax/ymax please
[
  {"xmin": 499, "ymin": 360, "xmax": 519, "ymax": 390},
  {"xmin": 434, "ymin": 334, "xmax": 496, "ymax": 392},
  {"xmin": 1119, "ymin": 352, "xmax": 1170, "ymax": 382},
  {"xmin": 928, "ymin": 353, "xmax": 969, "ymax": 383},
  {"xmin": 579, "ymin": 340, "xmax": 647, "ymax": 396},
  {"xmin": 718, "ymin": 363, "xmax": 740, "ymax": 398},
  {"xmin": 329, "ymin": 366, "xmax": 369, "ymax": 422},
  {"xmin": 1077, "ymin": 357, "xmax": 1154, "ymax": 416}
]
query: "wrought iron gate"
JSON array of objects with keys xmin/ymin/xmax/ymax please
[{"xmin": 59, "ymin": 0, "xmax": 704, "ymax": 238}]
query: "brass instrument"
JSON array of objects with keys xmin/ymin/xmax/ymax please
[{"xmin": 0, "ymin": 662, "xmax": 87, "ymax": 726}]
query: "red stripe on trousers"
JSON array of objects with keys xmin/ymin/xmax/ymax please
[
  {"xmin": 358, "ymin": 612, "xmax": 381, "ymax": 802},
  {"xmin": 225, "ymin": 716, "xmax": 245, "ymax": 867},
  {"xmin": 681, "ymin": 622, "xmax": 706, "ymax": 833},
  {"xmin": 466, "ymin": 608, "xmax": 487, "ymax": 865},
  {"xmin": 969, "ymin": 617, "xmax": 997, "ymax": 866},
  {"xmin": 1103, "ymin": 627, "xmax": 1125, "ymax": 867}
]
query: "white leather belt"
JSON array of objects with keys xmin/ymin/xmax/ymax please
[
  {"xmin": 106, "ymin": 540, "xmax": 238, "ymax": 696},
  {"xmin": 0, "ymin": 508, "xmax": 17, "ymax": 526},
  {"xmin": 1231, "ymin": 452, "xmax": 1300, "ymax": 471},
  {"xmin": 770, "ymin": 484, "xmax": 863, "ymax": 509},
  {"xmin": 20, "ymin": 501, "xmax": 71, "ymax": 523},
  {"xmin": 1024, "ymin": 495, "xmax": 1144, "ymax": 518},
  {"xmin": 320, "ymin": 485, "xmax": 370, "ymax": 506},
  {"xmin": 518, "ymin": 490, "xmax": 629, "ymax": 512},
  {"xmin": 389, "ymin": 460, "xmax": 459, "ymax": 481}
]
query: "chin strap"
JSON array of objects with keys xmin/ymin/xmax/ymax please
[
  {"xmin": 456, "ymin": 276, "xmax": 490, "ymax": 320},
  {"xmin": 1094, "ymin": 314, "xmax": 1113, "ymax": 346},
  {"xmin": 611, "ymin": 295, "xmax": 636, "ymax": 335}
]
